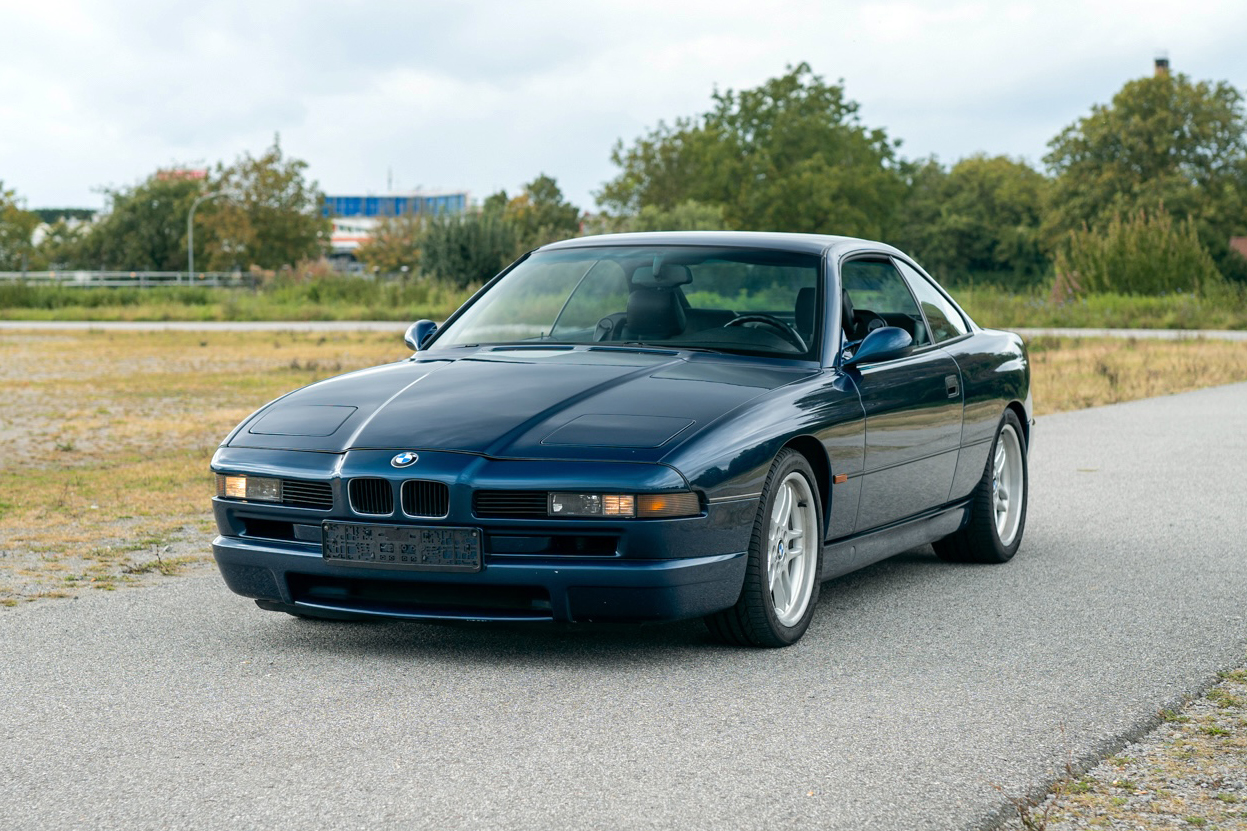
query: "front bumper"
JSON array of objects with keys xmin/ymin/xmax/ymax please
[
  {"xmin": 213, "ymin": 533, "xmax": 747, "ymax": 623},
  {"xmin": 210, "ymin": 448, "xmax": 757, "ymax": 623}
]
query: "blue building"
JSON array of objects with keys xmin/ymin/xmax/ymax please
[{"xmin": 322, "ymin": 190, "xmax": 469, "ymax": 219}]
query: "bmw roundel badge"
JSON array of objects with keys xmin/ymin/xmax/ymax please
[{"xmin": 391, "ymin": 452, "xmax": 419, "ymax": 468}]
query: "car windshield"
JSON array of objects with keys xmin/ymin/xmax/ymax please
[{"xmin": 434, "ymin": 245, "xmax": 822, "ymax": 358}]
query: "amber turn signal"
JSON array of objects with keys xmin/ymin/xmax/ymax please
[{"xmin": 637, "ymin": 492, "xmax": 701, "ymax": 518}]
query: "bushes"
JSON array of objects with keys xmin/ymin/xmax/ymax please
[{"xmin": 1054, "ymin": 208, "xmax": 1222, "ymax": 297}]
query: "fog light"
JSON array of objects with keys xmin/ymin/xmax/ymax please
[{"xmin": 216, "ymin": 474, "xmax": 281, "ymax": 502}]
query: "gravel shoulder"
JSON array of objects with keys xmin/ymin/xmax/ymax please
[{"xmin": 1001, "ymin": 668, "xmax": 1247, "ymax": 830}]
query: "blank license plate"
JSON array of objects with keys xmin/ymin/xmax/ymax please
[{"xmin": 322, "ymin": 522, "xmax": 482, "ymax": 572}]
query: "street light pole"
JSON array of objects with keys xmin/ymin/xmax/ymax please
[{"xmin": 187, "ymin": 191, "xmax": 226, "ymax": 282}]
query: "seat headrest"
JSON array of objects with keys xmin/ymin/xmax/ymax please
[
  {"xmin": 796, "ymin": 287, "xmax": 816, "ymax": 335},
  {"xmin": 625, "ymin": 287, "xmax": 686, "ymax": 339},
  {"xmin": 841, "ymin": 289, "xmax": 856, "ymax": 338}
]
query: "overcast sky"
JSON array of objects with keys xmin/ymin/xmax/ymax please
[{"xmin": 2, "ymin": 0, "xmax": 1245, "ymax": 213}]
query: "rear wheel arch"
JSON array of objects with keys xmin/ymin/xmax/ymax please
[{"xmin": 1006, "ymin": 400, "xmax": 1030, "ymax": 448}]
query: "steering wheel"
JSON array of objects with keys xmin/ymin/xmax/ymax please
[
  {"xmin": 852, "ymin": 310, "xmax": 887, "ymax": 340},
  {"xmin": 724, "ymin": 313, "xmax": 807, "ymax": 352}
]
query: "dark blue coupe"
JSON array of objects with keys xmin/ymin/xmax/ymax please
[{"xmin": 211, "ymin": 232, "xmax": 1032, "ymax": 647}]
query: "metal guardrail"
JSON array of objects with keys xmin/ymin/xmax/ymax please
[{"xmin": 0, "ymin": 271, "xmax": 252, "ymax": 287}]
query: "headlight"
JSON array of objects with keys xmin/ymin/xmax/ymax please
[
  {"xmin": 547, "ymin": 492, "xmax": 699, "ymax": 519},
  {"xmin": 549, "ymin": 493, "xmax": 636, "ymax": 517},
  {"xmin": 216, "ymin": 474, "xmax": 282, "ymax": 502}
]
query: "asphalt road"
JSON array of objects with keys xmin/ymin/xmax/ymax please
[{"xmin": 3, "ymin": 383, "xmax": 1247, "ymax": 830}]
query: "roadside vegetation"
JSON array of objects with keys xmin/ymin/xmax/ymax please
[{"xmin": 4, "ymin": 279, "xmax": 1247, "ymax": 330}]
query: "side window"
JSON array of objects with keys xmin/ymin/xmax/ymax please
[
  {"xmin": 840, "ymin": 259, "xmax": 931, "ymax": 347},
  {"xmin": 894, "ymin": 260, "xmax": 969, "ymax": 343}
]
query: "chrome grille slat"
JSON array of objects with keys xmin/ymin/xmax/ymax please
[
  {"xmin": 402, "ymin": 480, "xmax": 450, "ymax": 518},
  {"xmin": 349, "ymin": 478, "xmax": 394, "ymax": 516}
]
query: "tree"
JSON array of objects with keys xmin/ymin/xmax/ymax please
[
  {"xmin": 895, "ymin": 155, "xmax": 1050, "ymax": 284},
  {"xmin": 482, "ymin": 174, "xmax": 582, "ymax": 256},
  {"xmin": 1044, "ymin": 70, "xmax": 1247, "ymax": 280},
  {"xmin": 73, "ymin": 173, "xmax": 203, "ymax": 270},
  {"xmin": 356, "ymin": 214, "xmax": 424, "ymax": 277},
  {"xmin": 419, "ymin": 212, "xmax": 516, "ymax": 288},
  {"xmin": 598, "ymin": 63, "xmax": 904, "ymax": 237},
  {"xmin": 0, "ymin": 182, "xmax": 40, "ymax": 271},
  {"xmin": 199, "ymin": 137, "xmax": 330, "ymax": 271},
  {"xmin": 30, "ymin": 219, "xmax": 88, "ymax": 270},
  {"xmin": 502, "ymin": 174, "xmax": 582, "ymax": 251},
  {"xmin": 607, "ymin": 199, "xmax": 728, "ymax": 233}
]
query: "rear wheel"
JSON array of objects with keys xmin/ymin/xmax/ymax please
[
  {"xmin": 706, "ymin": 449, "xmax": 823, "ymax": 647},
  {"xmin": 934, "ymin": 410, "xmax": 1028, "ymax": 564}
]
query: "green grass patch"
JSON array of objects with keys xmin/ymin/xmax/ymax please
[
  {"xmin": 951, "ymin": 283, "xmax": 1247, "ymax": 330},
  {"xmin": 0, "ymin": 278, "xmax": 475, "ymax": 322}
]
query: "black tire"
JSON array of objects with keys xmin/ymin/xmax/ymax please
[
  {"xmin": 706, "ymin": 449, "xmax": 823, "ymax": 647},
  {"xmin": 255, "ymin": 599, "xmax": 375, "ymax": 622},
  {"xmin": 934, "ymin": 409, "xmax": 1028, "ymax": 564}
]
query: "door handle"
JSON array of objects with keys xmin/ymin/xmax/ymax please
[{"xmin": 945, "ymin": 375, "xmax": 959, "ymax": 398}]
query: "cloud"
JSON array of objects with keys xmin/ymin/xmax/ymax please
[{"xmin": 2, "ymin": 0, "xmax": 1245, "ymax": 211}]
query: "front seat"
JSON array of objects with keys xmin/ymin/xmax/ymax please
[
  {"xmin": 841, "ymin": 288, "xmax": 858, "ymax": 341},
  {"xmin": 620, "ymin": 264, "xmax": 691, "ymax": 341},
  {"xmin": 622, "ymin": 287, "xmax": 686, "ymax": 340},
  {"xmin": 795, "ymin": 287, "xmax": 816, "ymax": 343}
]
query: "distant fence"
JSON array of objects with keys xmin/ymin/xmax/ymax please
[{"xmin": 0, "ymin": 271, "xmax": 253, "ymax": 288}]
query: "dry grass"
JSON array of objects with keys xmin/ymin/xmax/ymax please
[
  {"xmin": 0, "ymin": 329, "xmax": 400, "ymax": 602},
  {"xmin": 1028, "ymin": 335, "xmax": 1247, "ymax": 416},
  {"xmin": 0, "ymin": 329, "xmax": 1244, "ymax": 603}
]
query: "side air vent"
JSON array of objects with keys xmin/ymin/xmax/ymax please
[
  {"xmin": 349, "ymin": 478, "xmax": 394, "ymax": 516},
  {"xmin": 281, "ymin": 479, "xmax": 334, "ymax": 510},
  {"xmin": 474, "ymin": 491, "xmax": 549, "ymax": 519},
  {"xmin": 402, "ymin": 480, "xmax": 450, "ymax": 518}
]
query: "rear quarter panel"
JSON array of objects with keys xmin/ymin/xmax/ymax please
[{"xmin": 941, "ymin": 329, "xmax": 1031, "ymax": 502}]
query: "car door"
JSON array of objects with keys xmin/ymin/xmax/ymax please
[{"xmin": 838, "ymin": 257, "xmax": 964, "ymax": 532}]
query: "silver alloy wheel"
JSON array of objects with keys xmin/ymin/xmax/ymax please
[
  {"xmin": 767, "ymin": 471, "xmax": 819, "ymax": 627},
  {"xmin": 992, "ymin": 423, "xmax": 1025, "ymax": 546}
]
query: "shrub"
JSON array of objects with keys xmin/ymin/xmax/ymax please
[{"xmin": 1053, "ymin": 207, "xmax": 1222, "ymax": 297}]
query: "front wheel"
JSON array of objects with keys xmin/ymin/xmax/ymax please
[
  {"xmin": 934, "ymin": 410, "xmax": 1028, "ymax": 564},
  {"xmin": 706, "ymin": 449, "xmax": 823, "ymax": 647}
]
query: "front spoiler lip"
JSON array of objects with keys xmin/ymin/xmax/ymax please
[{"xmin": 212, "ymin": 534, "xmax": 747, "ymax": 624}]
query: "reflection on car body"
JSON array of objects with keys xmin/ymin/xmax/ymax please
[{"xmin": 211, "ymin": 232, "xmax": 1032, "ymax": 647}]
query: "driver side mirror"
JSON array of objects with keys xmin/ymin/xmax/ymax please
[
  {"xmin": 404, "ymin": 319, "xmax": 438, "ymax": 352},
  {"xmin": 842, "ymin": 326, "xmax": 913, "ymax": 367}
]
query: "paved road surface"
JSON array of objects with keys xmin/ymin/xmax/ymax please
[{"xmin": 3, "ymin": 383, "xmax": 1246, "ymax": 830}]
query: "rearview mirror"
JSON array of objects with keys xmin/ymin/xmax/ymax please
[
  {"xmin": 843, "ymin": 326, "xmax": 913, "ymax": 367},
  {"xmin": 404, "ymin": 319, "xmax": 438, "ymax": 352}
]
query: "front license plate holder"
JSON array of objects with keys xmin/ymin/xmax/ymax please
[{"xmin": 322, "ymin": 522, "xmax": 482, "ymax": 573}]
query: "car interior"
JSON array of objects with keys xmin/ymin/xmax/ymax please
[{"xmin": 588, "ymin": 261, "xmax": 815, "ymax": 355}]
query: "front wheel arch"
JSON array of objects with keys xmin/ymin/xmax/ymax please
[{"xmin": 780, "ymin": 435, "xmax": 831, "ymax": 538}]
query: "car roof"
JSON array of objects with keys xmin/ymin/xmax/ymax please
[{"xmin": 538, "ymin": 231, "xmax": 905, "ymax": 259}]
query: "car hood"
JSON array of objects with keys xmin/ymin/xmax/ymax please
[{"xmin": 226, "ymin": 347, "xmax": 815, "ymax": 462}]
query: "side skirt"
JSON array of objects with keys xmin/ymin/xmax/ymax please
[{"xmin": 820, "ymin": 502, "xmax": 971, "ymax": 581}]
